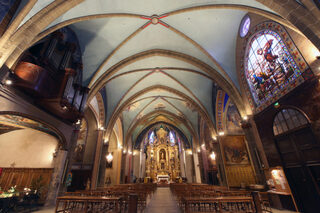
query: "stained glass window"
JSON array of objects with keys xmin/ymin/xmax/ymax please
[
  {"xmin": 245, "ymin": 30, "xmax": 302, "ymax": 107},
  {"xmin": 273, "ymin": 108, "xmax": 308, "ymax": 136},
  {"xmin": 169, "ymin": 131, "xmax": 175, "ymax": 146},
  {"xmin": 149, "ymin": 131, "xmax": 155, "ymax": 144},
  {"xmin": 239, "ymin": 15, "xmax": 250, "ymax": 38}
]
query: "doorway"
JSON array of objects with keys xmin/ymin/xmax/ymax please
[{"xmin": 273, "ymin": 108, "xmax": 320, "ymax": 212}]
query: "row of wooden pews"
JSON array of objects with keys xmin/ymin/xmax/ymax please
[
  {"xmin": 55, "ymin": 183, "xmax": 156, "ymax": 213},
  {"xmin": 170, "ymin": 183, "xmax": 272, "ymax": 213}
]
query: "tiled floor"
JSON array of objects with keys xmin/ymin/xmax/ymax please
[{"xmin": 144, "ymin": 187, "xmax": 181, "ymax": 213}]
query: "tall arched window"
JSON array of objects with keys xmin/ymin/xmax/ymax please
[
  {"xmin": 149, "ymin": 131, "xmax": 155, "ymax": 144},
  {"xmin": 169, "ymin": 131, "xmax": 175, "ymax": 146},
  {"xmin": 273, "ymin": 108, "xmax": 308, "ymax": 136},
  {"xmin": 242, "ymin": 22, "xmax": 311, "ymax": 112}
]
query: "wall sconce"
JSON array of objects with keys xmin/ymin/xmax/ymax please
[
  {"xmin": 104, "ymin": 139, "xmax": 108, "ymax": 144},
  {"xmin": 197, "ymin": 148, "xmax": 201, "ymax": 153},
  {"xmin": 118, "ymin": 144, "xmax": 123, "ymax": 149},
  {"xmin": 5, "ymin": 79, "xmax": 12, "ymax": 85},
  {"xmin": 133, "ymin": 150, "xmax": 139, "ymax": 156},
  {"xmin": 123, "ymin": 150, "xmax": 127, "ymax": 154},
  {"xmin": 187, "ymin": 149, "xmax": 193, "ymax": 155},
  {"xmin": 210, "ymin": 152, "xmax": 216, "ymax": 160},
  {"xmin": 242, "ymin": 116, "xmax": 248, "ymax": 121},
  {"xmin": 75, "ymin": 119, "xmax": 81, "ymax": 125},
  {"xmin": 106, "ymin": 153, "xmax": 113, "ymax": 163},
  {"xmin": 52, "ymin": 149, "xmax": 58, "ymax": 158},
  {"xmin": 212, "ymin": 136, "xmax": 217, "ymax": 141},
  {"xmin": 128, "ymin": 150, "xmax": 132, "ymax": 155},
  {"xmin": 201, "ymin": 144, "xmax": 205, "ymax": 148},
  {"xmin": 98, "ymin": 126, "xmax": 105, "ymax": 131}
]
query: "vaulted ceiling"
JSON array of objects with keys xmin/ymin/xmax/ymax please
[{"xmin": 20, "ymin": 0, "xmax": 282, "ymax": 145}]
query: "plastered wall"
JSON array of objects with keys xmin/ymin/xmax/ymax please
[{"xmin": 0, "ymin": 128, "xmax": 58, "ymax": 168}]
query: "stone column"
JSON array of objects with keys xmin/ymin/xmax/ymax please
[
  {"xmin": 133, "ymin": 151, "xmax": 140, "ymax": 182},
  {"xmin": 91, "ymin": 129, "xmax": 104, "ymax": 189},
  {"xmin": 216, "ymin": 139, "xmax": 228, "ymax": 186},
  {"xmin": 200, "ymin": 144, "xmax": 209, "ymax": 183},
  {"xmin": 59, "ymin": 127, "xmax": 80, "ymax": 193},
  {"xmin": 185, "ymin": 152, "xmax": 193, "ymax": 183},
  {"xmin": 180, "ymin": 149, "xmax": 186, "ymax": 178},
  {"xmin": 242, "ymin": 117, "xmax": 268, "ymax": 184},
  {"xmin": 193, "ymin": 152, "xmax": 201, "ymax": 183},
  {"xmin": 139, "ymin": 150, "xmax": 145, "ymax": 178},
  {"xmin": 98, "ymin": 143, "xmax": 108, "ymax": 187},
  {"xmin": 45, "ymin": 149, "xmax": 68, "ymax": 206}
]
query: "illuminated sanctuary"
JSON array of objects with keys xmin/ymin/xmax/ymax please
[
  {"xmin": 143, "ymin": 125, "xmax": 181, "ymax": 183},
  {"xmin": 0, "ymin": 1, "xmax": 319, "ymax": 212}
]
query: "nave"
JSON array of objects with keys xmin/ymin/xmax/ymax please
[
  {"xmin": 1, "ymin": 0, "xmax": 320, "ymax": 212},
  {"xmin": 33, "ymin": 183, "xmax": 297, "ymax": 213}
]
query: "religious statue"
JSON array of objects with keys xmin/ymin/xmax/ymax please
[{"xmin": 160, "ymin": 149, "xmax": 166, "ymax": 160}]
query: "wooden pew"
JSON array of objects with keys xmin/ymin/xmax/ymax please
[
  {"xmin": 182, "ymin": 196, "xmax": 255, "ymax": 213},
  {"xmin": 55, "ymin": 196, "xmax": 122, "ymax": 213}
]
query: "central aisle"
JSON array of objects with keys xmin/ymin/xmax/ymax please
[{"xmin": 145, "ymin": 187, "xmax": 181, "ymax": 213}]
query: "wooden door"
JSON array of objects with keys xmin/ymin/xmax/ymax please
[{"xmin": 275, "ymin": 127, "xmax": 320, "ymax": 212}]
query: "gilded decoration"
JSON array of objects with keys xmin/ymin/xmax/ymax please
[{"xmin": 145, "ymin": 126, "xmax": 180, "ymax": 182}]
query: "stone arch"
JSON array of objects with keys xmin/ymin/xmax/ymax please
[
  {"xmin": 105, "ymin": 85, "xmax": 214, "ymax": 145},
  {"xmin": 88, "ymin": 49, "xmax": 247, "ymax": 117},
  {"xmin": 0, "ymin": 111, "xmax": 66, "ymax": 148},
  {"xmin": 255, "ymin": 0, "xmax": 320, "ymax": 50},
  {"xmin": 126, "ymin": 110, "xmax": 197, "ymax": 149}
]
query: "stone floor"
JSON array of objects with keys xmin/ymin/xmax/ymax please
[{"xmin": 144, "ymin": 187, "xmax": 181, "ymax": 213}]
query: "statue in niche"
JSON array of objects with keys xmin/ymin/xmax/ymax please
[
  {"xmin": 160, "ymin": 149, "xmax": 166, "ymax": 160},
  {"xmin": 161, "ymin": 163, "xmax": 165, "ymax": 170}
]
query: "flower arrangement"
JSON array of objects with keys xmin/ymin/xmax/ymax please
[{"xmin": 0, "ymin": 185, "xmax": 19, "ymax": 198}]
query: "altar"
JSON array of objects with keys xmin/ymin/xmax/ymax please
[
  {"xmin": 157, "ymin": 174, "xmax": 170, "ymax": 183},
  {"xmin": 144, "ymin": 125, "xmax": 181, "ymax": 182}
]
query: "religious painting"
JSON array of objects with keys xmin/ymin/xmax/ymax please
[
  {"xmin": 73, "ymin": 119, "xmax": 88, "ymax": 163},
  {"xmin": 0, "ymin": 123, "xmax": 21, "ymax": 135},
  {"xmin": 220, "ymin": 136, "xmax": 256, "ymax": 187},
  {"xmin": 220, "ymin": 136, "xmax": 249, "ymax": 165},
  {"xmin": 241, "ymin": 22, "xmax": 312, "ymax": 112},
  {"xmin": 225, "ymin": 103, "xmax": 244, "ymax": 135},
  {"xmin": 0, "ymin": 114, "xmax": 59, "ymax": 139}
]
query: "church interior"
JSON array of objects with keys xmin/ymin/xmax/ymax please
[{"xmin": 0, "ymin": 0, "xmax": 320, "ymax": 212}]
